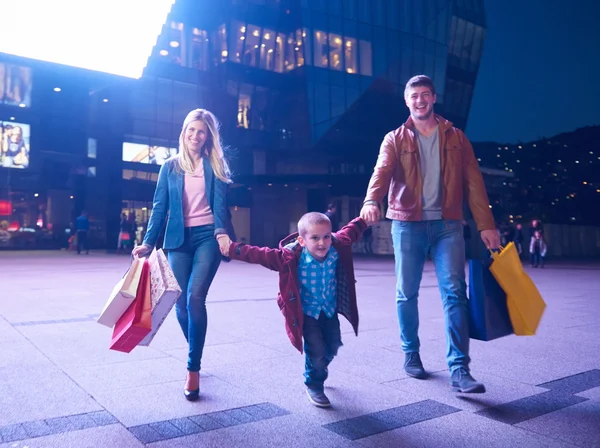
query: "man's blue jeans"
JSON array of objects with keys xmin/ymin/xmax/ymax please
[
  {"xmin": 391, "ymin": 219, "xmax": 470, "ymax": 372},
  {"xmin": 168, "ymin": 225, "xmax": 221, "ymax": 372},
  {"xmin": 303, "ymin": 312, "xmax": 342, "ymax": 392}
]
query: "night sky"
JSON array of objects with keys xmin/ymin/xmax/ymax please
[{"xmin": 466, "ymin": 0, "xmax": 600, "ymax": 143}]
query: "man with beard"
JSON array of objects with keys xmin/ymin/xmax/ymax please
[{"xmin": 360, "ymin": 75, "xmax": 500, "ymax": 393}]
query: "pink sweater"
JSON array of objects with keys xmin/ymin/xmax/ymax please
[{"xmin": 182, "ymin": 159, "xmax": 215, "ymax": 227}]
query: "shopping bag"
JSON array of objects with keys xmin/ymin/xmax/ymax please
[
  {"xmin": 97, "ymin": 257, "xmax": 144, "ymax": 327},
  {"xmin": 138, "ymin": 249, "xmax": 182, "ymax": 346},
  {"xmin": 468, "ymin": 259, "xmax": 513, "ymax": 341},
  {"xmin": 489, "ymin": 242, "xmax": 546, "ymax": 335},
  {"xmin": 110, "ymin": 258, "xmax": 152, "ymax": 352}
]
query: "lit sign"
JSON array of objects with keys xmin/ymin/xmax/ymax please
[{"xmin": 0, "ymin": 0, "xmax": 175, "ymax": 79}]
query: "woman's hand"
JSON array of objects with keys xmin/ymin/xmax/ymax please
[
  {"xmin": 132, "ymin": 244, "xmax": 152, "ymax": 258},
  {"xmin": 217, "ymin": 234, "xmax": 232, "ymax": 257}
]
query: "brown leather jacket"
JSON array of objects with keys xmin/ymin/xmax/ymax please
[{"xmin": 364, "ymin": 115, "xmax": 495, "ymax": 231}]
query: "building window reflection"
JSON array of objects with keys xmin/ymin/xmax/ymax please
[
  {"xmin": 216, "ymin": 25, "xmax": 228, "ymax": 63},
  {"xmin": 244, "ymin": 25, "xmax": 262, "ymax": 66},
  {"xmin": 274, "ymin": 33, "xmax": 285, "ymax": 73},
  {"xmin": 329, "ymin": 33, "xmax": 343, "ymax": 70},
  {"xmin": 192, "ymin": 28, "xmax": 209, "ymax": 70},
  {"xmin": 285, "ymin": 34, "xmax": 296, "ymax": 71},
  {"xmin": 237, "ymin": 84, "xmax": 253, "ymax": 129},
  {"xmin": 359, "ymin": 39, "xmax": 372, "ymax": 75},
  {"xmin": 159, "ymin": 21, "xmax": 183, "ymax": 65},
  {"xmin": 295, "ymin": 30, "xmax": 305, "ymax": 67},
  {"xmin": 261, "ymin": 29, "xmax": 276, "ymax": 70},
  {"xmin": 314, "ymin": 30, "xmax": 328, "ymax": 68},
  {"xmin": 344, "ymin": 37, "xmax": 357, "ymax": 73},
  {"xmin": 230, "ymin": 21, "xmax": 245, "ymax": 63}
]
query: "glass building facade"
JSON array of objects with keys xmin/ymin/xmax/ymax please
[{"xmin": 0, "ymin": 0, "xmax": 487, "ymax": 249}]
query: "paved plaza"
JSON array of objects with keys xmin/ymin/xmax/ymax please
[{"xmin": 0, "ymin": 251, "xmax": 599, "ymax": 447}]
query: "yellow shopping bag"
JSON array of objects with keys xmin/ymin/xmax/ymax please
[{"xmin": 489, "ymin": 242, "xmax": 546, "ymax": 335}]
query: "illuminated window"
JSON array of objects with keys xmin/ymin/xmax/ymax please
[
  {"xmin": 329, "ymin": 34, "xmax": 343, "ymax": 70},
  {"xmin": 295, "ymin": 30, "xmax": 305, "ymax": 67},
  {"xmin": 165, "ymin": 22, "xmax": 184, "ymax": 65},
  {"xmin": 0, "ymin": 63, "xmax": 33, "ymax": 107},
  {"xmin": 285, "ymin": 34, "xmax": 296, "ymax": 71},
  {"xmin": 359, "ymin": 40, "xmax": 372, "ymax": 75},
  {"xmin": 344, "ymin": 37, "xmax": 357, "ymax": 73},
  {"xmin": 242, "ymin": 25, "xmax": 261, "ymax": 67},
  {"xmin": 260, "ymin": 28, "xmax": 277, "ymax": 71},
  {"xmin": 314, "ymin": 30, "xmax": 328, "ymax": 68},
  {"xmin": 230, "ymin": 21, "xmax": 245, "ymax": 63},
  {"xmin": 274, "ymin": 33, "xmax": 286, "ymax": 73},
  {"xmin": 192, "ymin": 28, "xmax": 209, "ymax": 70},
  {"xmin": 237, "ymin": 84, "xmax": 253, "ymax": 129}
]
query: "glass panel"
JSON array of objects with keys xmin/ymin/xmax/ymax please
[
  {"xmin": 461, "ymin": 22, "xmax": 475, "ymax": 71},
  {"xmin": 167, "ymin": 21, "xmax": 183, "ymax": 65},
  {"xmin": 373, "ymin": 26, "xmax": 386, "ymax": 76},
  {"xmin": 285, "ymin": 33, "xmax": 296, "ymax": 71},
  {"xmin": 274, "ymin": 33, "xmax": 286, "ymax": 72},
  {"xmin": 470, "ymin": 26, "xmax": 484, "ymax": 71},
  {"xmin": 388, "ymin": 30, "xmax": 400, "ymax": 82},
  {"xmin": 359, "ymin": 39, "xmax": 372, "ymax": 75},
  {"xmin": 329, "ymin": 0, "xmax": 342, "ymax": 15},
  {"xmin": 314, "ymin": 30, "xmax": 328, "ymax": 68},
  {"xmin": 295, "ymin": 30, "xmax": 305, "ymax": 67},
  {"xmin": 344, "ymin": 37, "xmax": 357, "ymax": 74},
  {"xmin": 387, "ymin": 0, "xmax": 399, "ymax": 29},
  {"xmin": 251, "ymin": 87, "xmax": 269, "ymax": 130},
  {"xmin": 344, "ymin": 0, "xmax": 357, "ymax": 20},
  {"xmin": 260, "ymin": 28, "xmax": 277, "ymax": 70},
  {"xmin": 192, "ymin": 28, "xmax": 209, "ymax": 70},
  {"xmin": 329, "ymin": 33, "xmax": 343, "ymax": 70},
  {"xmin": 373, "ymin": 0, "xmax": 385, "ymax": 26},
  {"xmin": 358, "ymin": 0, "xmax": 371, "ymax": 23},
  {"xmin": 314, "ymin": 84, "xmax": 331, "ymax": 123},
  {"xmin": 243, "ymin": 25, "xmax": 262, "ymax": 67},
  {"xmin": 237, "ymin": 84, "xmax": 253, "ymax": 129},
  {"xmin": 215, "ymin": 24, "xmax": 228, "ymax": 64},
  {"xmin": 400, "ymin": 33, "xmax": 413, "ymax": 84},
  {"xmin": 230, "ymin": 21, "xmax": 245, "ymax": 63},
  {"xmin": 302, "ymin": 28, "xmax": 312, "ymax": 65},
  {"xmin": 331, "ymin": 85, "xmax": 345, "ymax": 118}
]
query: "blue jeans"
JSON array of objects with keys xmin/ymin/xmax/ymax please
[
  {"xmin": 391, "ymin": 219, "xmax": 470, "ymax": 372},
  {"xmin": 168, "ymin": 225, "xmax": 221, "ymax": 372},
  {"xmin": 303, "ymin": 312, "xmax": 342, "ymax": 391}
]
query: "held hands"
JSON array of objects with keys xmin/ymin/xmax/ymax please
[
  {"xmin": 132, "ymin": 244, "xmax": 152, "ymax": 258},
  {"xmin": 360, "ymin": 204, "xmax": 380, "ymax": 225},
  {"xmin": 217, "ymin": 234, "xmax": 232, "ymax": 257},
  {"xmin": 480, "ymin": 229, "xmax": 501, "ymax": 250}
]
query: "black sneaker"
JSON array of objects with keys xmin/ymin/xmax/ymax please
[
  {"xmin": 450, "ymin": 368, "xmax": 486, "ymax": 393},
  {"xmin": 404, "ymin": 352, "xmax": 426, "ymax": 379},
  {"xmin": 306, "ymin": 388, "xmax": 331, "ymax": 408}
]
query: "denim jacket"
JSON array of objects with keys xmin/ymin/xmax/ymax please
[{"xmin": 143, "ymin": 156, "xmax": 230, "ymax": 250}]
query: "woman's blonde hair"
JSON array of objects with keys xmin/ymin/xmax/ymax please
[{"xmin": 177, "ymin": 109, "xmax": 231, "ymax": 183}]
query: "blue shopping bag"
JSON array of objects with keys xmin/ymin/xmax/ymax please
[{"xmin": 468, "ymin": 258, "xmax": 514, "ymax": 341}]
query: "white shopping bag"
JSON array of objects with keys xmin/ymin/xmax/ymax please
[
  {"xmin": 97, "ymin": 257, "xmax": 144, "ymax": 327},
  {"xmin": 139, "ymin": 249, "xmax": 182, "ymax": 346}
]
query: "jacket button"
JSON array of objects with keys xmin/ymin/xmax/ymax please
[{"xmin": 292, "ymin": 318, "xmax": 298, "ymax": 327}]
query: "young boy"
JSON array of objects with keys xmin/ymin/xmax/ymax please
[
  {"xmin": 529, "ymin": 230, "xmax": 547, "ymax": 268},
  {"xmin": 220, "ymin": 212, "xmax": 368, "ymax": 407}
]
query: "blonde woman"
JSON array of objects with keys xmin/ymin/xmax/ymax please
[{"xmin": 133, "ymin": 109, "xmax": 233, "ymax": 401}]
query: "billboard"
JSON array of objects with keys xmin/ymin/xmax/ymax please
[
  {"xmin": 122, "ymin": 142, "xmax": 177, "ymax": 165},
  {"xmin": 0, "ymin": 1, "xmax": 175, "ymax": 79},
  {"xmin": 0, "ymin": 64, "xmax": 32, "ymax": 107},
  {"xmin": 1, "ymin": 122, "xmax": 31, "ymax": 169}
]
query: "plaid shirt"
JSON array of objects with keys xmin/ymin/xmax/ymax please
[{"xmin": 298, "ymin": 247, "xmax": 338, "ymax": 319}]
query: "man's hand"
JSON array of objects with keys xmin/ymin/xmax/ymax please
[
  {"xmin": 480, "ymin": 229, "xmax": 501, "ymax": 250},
  {"xmin": 360, "ymin": 204, "xmax": 380, "ymax": 225},
  {"xmin": 217, "ymin": 235, "xmax": 232, "ymax": 257}
]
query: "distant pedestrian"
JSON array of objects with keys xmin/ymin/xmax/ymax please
[{"xmin": 75, "ymin": 211, "xmax": 89, "ymax": 255}]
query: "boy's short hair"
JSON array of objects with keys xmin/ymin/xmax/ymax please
[{"xmin": 298, "ymin": 212, "xmax": 331, "ymax": 237}]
